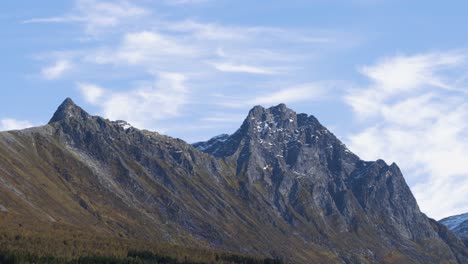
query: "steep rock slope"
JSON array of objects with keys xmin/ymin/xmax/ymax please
[
  {"xmin": 0, "ymin": 99, "xmax": 466, "ymax": 263},
  {"xmin": 440, "ymin": 213, "xmax": 468, "ymax": 246},
  {"xmin": 195, "ymin": 103, "xmax": 468, "ymax": 263}
]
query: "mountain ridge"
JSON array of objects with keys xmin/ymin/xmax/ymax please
[
  {"xmin": 440, "ymin": 212, "xmax": 468, "ymax": 246},
  {"xmin": 0, "ymin": 98, "xmax": 466, "ymax": 263}
]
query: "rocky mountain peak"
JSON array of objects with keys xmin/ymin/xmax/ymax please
[
  {"xmin": 246, "ymin": 104, "xmax": 296, "ymax": 125},
  {"xmin": 196, "ymin": 104, "xmax": 335, "ymax": 159},
  {"xmin": 48, "ymin": 98, "xmax": 90, "ymax": 124},
  {"xmin": 241, "ymin": 104, "xmax": 300, "ymax": 137},
  {"xmin": 269, "ymin": 103, "xmax": 293, "ymax": 116},
  {"xmin": 247, "ymin": 105, "xmax": 266, "ymax": 118},
  {"xmin": 191, "ymin": 103, "xmax": 468, "ymax": 262}
]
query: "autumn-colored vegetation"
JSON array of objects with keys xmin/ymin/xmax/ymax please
[{"xmin": 0, "ymin": 223, "xmax": 282, "ymax": 264}]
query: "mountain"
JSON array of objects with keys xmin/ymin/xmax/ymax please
[
  {"xmin": 0, "ymin": 98, "xmax": 466, "ymax": 263},
  {"xmin": 440, "ymin": 213, "xmax": 468, "ymax": 238},
  {"xmin": 440, "ymin": 213, "xmax": 468, "ymax": 245}
]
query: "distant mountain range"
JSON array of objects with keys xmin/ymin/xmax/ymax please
[
  {"xmin": 440, "ymin": 213, "xmax": 468, "ymax": 246},
  {"xmin": 0, "ymin": 98, "xmax": 466, "ymax": 263}
]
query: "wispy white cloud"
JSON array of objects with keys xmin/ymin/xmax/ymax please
[
  {"xmin": 28, "ymin": 0, "xmax": 355, "ymax": 141},
  {"xmin": 0, "ymin": 119, "xmax": 33, "ymax": 131},
  {"xmin": 28, "ymin": 0, "xmax": 343, "ymax": 85},
  {"xmin": 78, "ymin": 82, "xmax": 105, "ymax": 104},
  {"xmin": 166, "ymin": 20, "xmax": 274, "ymax": 41},
  {"xmin": 164, "ymin": 0, "xmax": 210, "ymax": 5},
  {"xmin": 78, "ymin": 72, "xmax": 189, "ymax": 130},
  {"xmin": 211, "ymin": 62, "xmax": 277, "ymax": 75},
  {"xmin": 88, "ymin": 31, "xmax": 199, "ymax": 65},
  {"xmin": 345, "ymin": 52, "xmax": 468, "ymax": 219},
  {"xmin": 23, "ymin": 16, "xmax": 85, "ymax": 24},
  {"xmin": 41, "ymin": 60, "xmax": 72, "ymax": 80},
  {"xmin": 214, "ymin": 83, "xmax": 329, "ymax": 109},
  {"xmin": 24, "ymin": 0, "xmax": 149, "ymax": 35},
  {"xmin": 345, "ymin": 52, "xmax": 466, "ymax": 118},
  {"xmin": 166, "ymin": 19, "xmax": 334, "ymax": 44},
  {"xmin": 250, "ymin": 84, "xmax": 327, "ymax": 106}
]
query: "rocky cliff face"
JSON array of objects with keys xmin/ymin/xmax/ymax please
[{"xmin": 0, "ymin": 98, "xmax": 466, "ymax": 263}]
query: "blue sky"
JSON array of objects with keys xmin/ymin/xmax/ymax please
[{"xmin": 1, "ymin": 0, "xmax": 468, "ymax": 219}]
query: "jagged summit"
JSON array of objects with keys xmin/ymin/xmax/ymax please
[
  {"xmin": 198, "ymin": 103, "xmax": 334, "ymax": 159},
  {"xmin": 247, "ymin": 103, "xmax": 296, "ymax": 120},
  {"xmin": 266, "ymin": 103, "xmax": 293, "ymax": 115},
  {"xmin": 48, "ymin": 97, "xmax": 90, "ymax": 124},
  {"xmin": 242, "ymin": 103, "xmax": 321, "ymax": 134}
]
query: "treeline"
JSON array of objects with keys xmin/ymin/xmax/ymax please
[
  {"xmin": 0, "ymin": 222, "xmax": 284, "ymax": 264},
  {"xmin": 217, "ymin": 253, "xmax": 283, "ymax": 264},
  {"xmin": 0, "ymin": 250, "xmax": 283, "ymax": 264}
]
